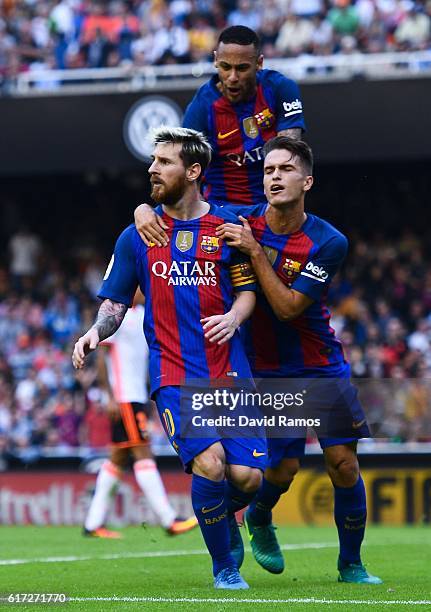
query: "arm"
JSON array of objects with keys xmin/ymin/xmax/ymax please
[
  {"xmin": 72, "ymin": 299, "xmax": 127, "ymax": 369},
  {"xmin": 73, "ymin": 225, "xmax": 139, "ymax": 368},
  {"xmin": 274, "ymin": 73, "xmax": 306, "ymax": 136},
  {"xmin": 249, "ymin": 247, "xmax": 312, "ymax": 321},
  {"xmin": 217, "ymin": 217, "xmax": 312, "ymax": 321},
  {"xmin": 201, "ymin": 291, "xmax": 256, "ymax": 345},
  {"xmin": 134, "ymin": 204, "xmax": 169, "ymax": 247}
]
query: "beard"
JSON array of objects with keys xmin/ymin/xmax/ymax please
[{"xmin": 151, "ymin": 176, "xmax": 186, "ymax": 206}]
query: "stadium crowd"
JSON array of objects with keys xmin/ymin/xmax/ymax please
[
  {"xmin": 0, "ymin": 165, "xmax": 430, "ymax": 460},
  {"xmin": 0, "ymin": 0, "xmax": 431, "ymax": 79}
]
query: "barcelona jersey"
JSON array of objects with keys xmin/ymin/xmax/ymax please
[
  {"xmin": 99, "ymin": 204, "xmax": 256, "ymax": 395},
  {"xmin": 230, "ymin": 205, "xmax": 347, "ymax": 375},
  {"xmin": 183, "ymin": 69, "xmax": 305, "ymax": 207}
]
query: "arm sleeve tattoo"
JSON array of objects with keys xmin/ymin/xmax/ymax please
[
  {"xmin": 277, "ymin": 128, "xmax": 302, "ymax": 139},
  {"xmin": 92, "ymin": 299, "xmax": 127, "ymax": 341}
]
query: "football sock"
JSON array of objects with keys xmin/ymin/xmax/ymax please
[
  {"xmin": 191, "ymin": 474, "xmax": 235, "ymax": 576},
  {"xmin": 334, "ymin": 474, "xmax": 367, "ymax": 565},
  {"xmin": 247, "ymin": 478, "xmax": 288, "ymax": 526},
  {"xmin": 225, "ymin": 481, "xmax": 255, "ymax": 517},
  {"xmin": 84, "ymin": 460, "xmax": 122, "ymax": 531},
  {"xmin": 133, "ymin": 459, "xmax": 176, "ymax": 529}
]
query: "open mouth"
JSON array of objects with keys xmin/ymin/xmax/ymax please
[{"xmin": 270, "ymin": 185, "xmax": 284, "ymax": 193}]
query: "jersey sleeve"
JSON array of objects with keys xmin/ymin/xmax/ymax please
[
  {"xmin": 272, "ymin": 74, "xmax": 306, "ymax": 133},
  {"xmin": 229, "ymin": 249, "xmax": 257, "ymax": 292},
  {"xmin": 291, "ymin": 234, "xmax": 348, "ymax": 301},
  {"xmin": 98, "ymin": 226, "xmax": 139, "ymax": 307},
  {"xmin": 219, "ymin": 203, "xmax": 266, "ymax": 219},
  {"xmin": 183, "ymin": 91, "xmax": 208, "ymax": 133}
]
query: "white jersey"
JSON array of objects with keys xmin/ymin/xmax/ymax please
[{"xmin": 101, "ymin": 305, "xmax": 149, "ymax": 403}]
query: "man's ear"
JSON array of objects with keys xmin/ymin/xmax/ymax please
[
  {"xmin": 186, "ymin": 163, "xmax": 201, "ymax": 182},
  {"xmin": 257, "ymin": 53, "xmax": 264, "ymax": 71},
  {"xmin": 303, "ymin": 175, "xmax": 314, "ymax": 192}
]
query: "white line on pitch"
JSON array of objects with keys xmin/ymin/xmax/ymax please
[
  {"xmin": 68, "ymin": 596, "xmax": 431, "ymax": 606},
  {"xmin": 0, "ymin": 542, "xmax": 338, "ymax": 567}
]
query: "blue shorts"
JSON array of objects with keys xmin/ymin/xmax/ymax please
[
  {"xmin": 259, "ymin": 362, "xmax": 369, "ymax": 469},
  {"xmin": 154, "ymin": 386, "xmax": 267, "ymax": 473}
]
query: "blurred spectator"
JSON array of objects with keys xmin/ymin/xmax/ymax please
[
  {"xmin": 394, "ymin": 4, "xmax": 431, "ymax": 49},
  {"xmin": 288, "ymin": 0, "xmax": 325, "ymax": 19},
  {"xmin": 310, "ymin": 13, "xmax": 335, "ymax": 55},
  {"xmin": 328, "ymin": 0, "xmax": 361, "ymax": 36},
  {"xmin": 44, "ymin": 289, "xmax": 80, "ymax": 347},
  {"xmin": 81, "ymin": 26, "xmax": 113, "ymax": 68},
  {"xmin": 407, "ymin": 319, "xmax": 430, "ymax": 354},
  {"xmin": 227, "ymin": 0, "xmax": 261, "ymax": 31},
  {"xmin": 365, "ymin": 16, "xmax": 389, "ymax": 52},
  {"xmin": 188, "ymin": 14, "xmax": 216, "ymax": 62},
  {"xmin": 131, "ymin": 22, "xmax": 154, "ymax": 66},
  {"xmin": 260, "ymin": 0, "xmax": 284, "ymax": 25},
  {"xmin": 259, "ymin": 18, "xmax": 281, "ymax": 58},
  {"xmin": 276, "ymin": 13, "xmax": 315, "ymax": 56},
  {"xmin": 82, "ymin": 388, "xmax": 111, "ymax": 448},
  {"xmin": 355, "ymin": 0, "xmax": 378, "ymax": 29},
  {"xmin": 139, "ymin": 0, "xmax": 171, "ymax": 32},
  {"xmin": 152, "ymin": 16, "xmax": 190, "ymax": 64},
  {"xmin": 0, "ymin": 19, "xmax": 16, "ymax": 77},
  {"xmin": 8, "ymin": 226, "xmax": 42, "ymax": 290},
  {"xmin": 52, "ymin": 391, "xmax": 83, "ymax": 447}
]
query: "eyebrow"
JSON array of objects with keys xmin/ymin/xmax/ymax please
[
  {"xmin": 218, "ymin": 61, "xmax": 252, "ymax": 69},
  {"xmin": 265, "ymin": 163, "xmax": 295, "ymax": 170},
  {"xmin": 152, "ymin": 155, "xmax": 172, "ymax": 163}
]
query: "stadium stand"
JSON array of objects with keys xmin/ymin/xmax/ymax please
[{"xmin": 0, "ymin": 0, "xmax": 430, "ymax": 84}]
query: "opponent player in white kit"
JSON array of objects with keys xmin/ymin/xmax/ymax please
[{"xmin": 83, "ymin": 291, "xmax": 198, "ymax": 538}]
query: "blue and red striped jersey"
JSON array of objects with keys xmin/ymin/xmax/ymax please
[
  {"xmin": 231, "ymin": 204, "xmax": 347, "ymax": 375},
  {"xmin": 99, "ymin": 204, "xmax": 256, "ymax": 395},
  {"xmin": 183, "ymin": 69, "xmax": 305, "ymax": 207}
]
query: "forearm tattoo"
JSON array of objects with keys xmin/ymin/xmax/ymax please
[
  {"xmin": 92, "ymin": 299, "xmax": 127, "ymax": 341},
  {"xmin": 278, "ymin": 128, "xmax": 302, "ymax": 140}
]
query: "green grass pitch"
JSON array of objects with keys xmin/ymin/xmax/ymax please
[{"xmin": 0, "ymin": 525, "xmax": 429, "ymax": 612}]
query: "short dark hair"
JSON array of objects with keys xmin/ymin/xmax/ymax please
[
  {"xmin": 217, "ymin": 26, "xmax": 261, "ymax": 53},
  {"xmin": 263, "ymin": 137, "xmax": 313, "ymax": 175},
  {"xmin": 152, "ymin": 127, "xmax": 212, "ymax": 179}
]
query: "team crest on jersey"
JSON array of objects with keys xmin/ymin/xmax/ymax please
[
  {"xmin": 255, "ymin": 108, "xmax": 275, "ymax": 129},
  {"xmin": 243, "ymin": 116, "xmax": 259, "ymax": 139},
  {"xmin": 263, "ymin": 246, "xmax": 278, "ymax": 265},
  {"xmin": 201, "ymin": 236, "xmax": 219, "ymax": 254},
  {"xmin": 176, "ymin": 230, "xmax": 193, "ymax": 252},
  {"xmin": 283, "ymin": 258, "xmax": 302, "ymax": 276}
]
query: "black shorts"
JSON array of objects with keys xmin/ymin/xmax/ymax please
[{"xmin": 111, "ymin": 401, "xmax": 151, "ymax": 448}]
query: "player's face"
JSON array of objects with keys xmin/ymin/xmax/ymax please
[
  {"xmin": 149, "ymin": 143, "xmax": 187, "ymax": 205},
  {"xmin": 263, "ymin": 148, "xmax": 313, "ymax": 207},
  {"xmin": 214, "ymin": 42, "xmax": 263, "ymax": 104}
]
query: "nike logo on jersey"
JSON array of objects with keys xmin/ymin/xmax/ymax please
[
  {"xmin": 201, "ymin": 499, "xmax": 225, "ymax": 514},
  {"xmin": 252, "ymin": 449, "xmax": 266, "ymax": 458},
  {"xmin": 352, "ymin": 419, "xmax": 366, "ymax": 429},
  {"xmin": 218, "ymin": 128, "xmax": 239, "ymax": 140}
]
